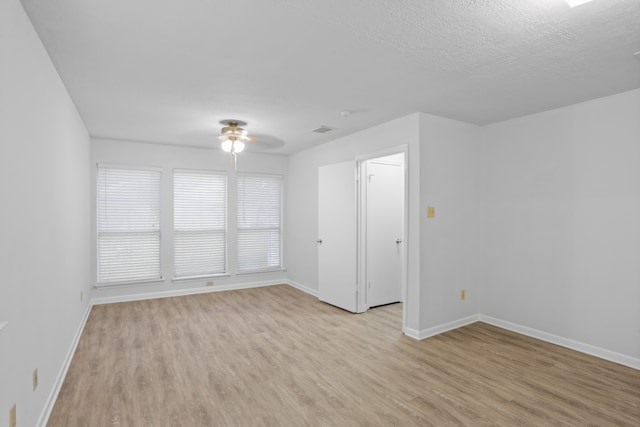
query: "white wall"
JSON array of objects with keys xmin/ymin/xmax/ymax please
[
  {"xmin": 479, "ymin": 89, "xmax": 640, "ymax": 360},
  {"xmin": 419, "ymin": 114, "xmax": 481, "ymax": 331},
  {"xmin": 286, "ymin": 114, "xmax": 422, "ymax": 330},
  {"xmin": 0, "ymin": 0, "xmax": 92, "ymax": 425},
  {"xmin": 91, "ymin": 138, "xmax": 288, "ymax": 302},
  {"xmin": 2, "ymin": 6, "xmax": 636, "ymax": 425}
]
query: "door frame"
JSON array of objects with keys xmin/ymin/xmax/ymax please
[{"xmin": 356, "ymin": 145, "xmax": 408, "ymax": 330}]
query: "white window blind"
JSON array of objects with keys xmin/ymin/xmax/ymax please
[
  {"xmin": 174, "ymin": 170, "xmax": 227, "ymax": 278},
  {"xmin": 237, "ymin": 174, "xmax": 283, "ymax": 273},
  {"xmin": 97, "ymin": 165, "xmax": 161, "ymax": 285}
]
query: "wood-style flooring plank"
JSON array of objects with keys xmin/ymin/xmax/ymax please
[{"xmin": 48, "ymin": 285, "xmax": 640, "ymax": 426}]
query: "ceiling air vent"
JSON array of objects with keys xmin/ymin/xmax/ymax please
[{"xmin": 313, "ymin": 125, "xmax": 335, "ymax": 134}]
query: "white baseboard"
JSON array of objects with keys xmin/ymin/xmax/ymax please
[
  {"xmin": 404, "ymin": 314, "xmax": 480, "ymax": 340},
  {"xmin": 403, "ymin": 327, "xmax": 422, "ymax": 340},
  {"xmin": 286, "ymin": 280, "xmax": 319, "ymax": 298},
  {"xmin": 91, "ymin": 280, "xmax": 286, "ymax": 305},
  {"xmin": 37, "ymin": 302, "xmax": 93, "ymax": 427},
  {"xmin": 402, "ymin": 313, "xmax": 639, "ymax": 370},
  {"xmin": 479, "ymin": 315, "xmax": 640, "ymax": 370}
]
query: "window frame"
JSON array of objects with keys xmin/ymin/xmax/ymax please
[
  {"xmin": 96, "ymin": 163, "xmax": 163, "ymax": 287},
  {"xmin": 172, "ymin": 168, "xmax": 228, "ymax": 280},
  {"xmin": 236, "ymin": 172, "xmax": 284, "ymax": 274}
]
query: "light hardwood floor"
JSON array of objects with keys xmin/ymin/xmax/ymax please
[{"xmin": 48, "ymin": 285, "xmax": 639, "ymax": 426}]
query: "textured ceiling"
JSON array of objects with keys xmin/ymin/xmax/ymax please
[{"xmin": 20, "ymin": 0, "xmax": 640, "ymax": 154}]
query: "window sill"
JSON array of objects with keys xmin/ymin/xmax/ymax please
[
  {"xmin": 95, "ymin": 278, "xmax": 165, "ymax": 289},
  {"xmin": 172, "ymin": 273, "xmax": 230, "ymax": 283},
  {"xmin": 236, "ymin": 268, "xmax": 287, "ymax": 276}
]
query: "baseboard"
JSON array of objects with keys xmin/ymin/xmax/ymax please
[
  {"xmin": 403, "ymin": 327, "xmax": 422, "ymax": 340},
  {"xmin": 286, "ymin": 280, "xmax": 319, "ymax": 298},
  {"xmin": 479, "ymin": 315, "xmax": 640, "ymax": 370},
  {"xmin": 91, "ymin": 280, "xmax": 286, "ymax": 305},
  {"xmin": 404, "ymin": 313, "xmax": 639, "ymax": 370},
  {"xmin": 37, "ymin": 302, "xmax": 93, "ymax": 427},
  {"xmin": 404, "ymin": 314, "xmax": 480, "ymax": 340}
]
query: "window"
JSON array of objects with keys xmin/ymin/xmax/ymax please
[
  {"xmin": 237, "ymin": 174, "xmax": 283, "ymax": 273},
  {"xmin": 97, "ymin": 165, "xmax": 161, "ymax": 285},
  {"xmin": 174, "ymin": 170, "xmax": 227, "ymax": 278}
]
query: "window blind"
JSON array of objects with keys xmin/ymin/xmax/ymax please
[
  {"xmin": 237, "ymin": 174, "xmax": 282, "ymax": 273},
  {"xmin": 97, "ymin": 166, "xmax": 161, "ymax": 285},
  {"xmin": 174, "ymin": 170, "xmax": 227, "ymax": 278}
]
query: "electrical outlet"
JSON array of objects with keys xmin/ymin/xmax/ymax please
[
  {"xmin": 206, "ymin": 281, "xmax": 214, "ymax": 287},
  {"xmin": 460, "ymin": 289, "xmax": 466, "ymax": 300},
  {"xmin": 33, "ymin": 368, "xmax": 38, "ymax": 391},
  {"xmin": 9, "ymin": 404, "xmax": 16, "ymax": 427}
]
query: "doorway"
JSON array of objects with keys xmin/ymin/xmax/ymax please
[
  {"xmin": 317, "ymin": 147, "xmax": 407, "ymax": 330},
  {"xmin": 359, "ymin": 152, "xmax": 405, "ymax": 312}
]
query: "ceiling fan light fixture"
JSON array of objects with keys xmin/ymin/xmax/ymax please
[
  {"xmin": 221, "ymin": 139, "xmax": 233, "ymax": 152},
  {"xmin": 234, "ymin": 140, "xmax": 245, "ymax": 153},
  {"xmin": 220, "ymin": 126, "xmax": 248, "ymax": 139},
  {"xmin": 218, "ymin": 119, "xmax": 250, "ymax": 155}
]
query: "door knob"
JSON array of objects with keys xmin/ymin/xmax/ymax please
[
  {"xmin": 316, "ymin": 239, "xmax": 323, "ymax": 244},
  {"xmin": 396, "ymin": 238, "xmax": 402, "ymax": 244}
]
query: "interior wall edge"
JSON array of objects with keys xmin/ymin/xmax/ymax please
[
  {"xmin": 286, "ymin": 280, "xmax": 319, "ymax": 298},
  {"xmin": 406, "ymin": 314, "xmax": 481, "ymax": 340},
  {"xmin": 406, "ymin": 312, "xmax": 639, "ymax": 370},
  {"xmin": 36, "ymin": 303, "xmax": 93, "ymax": 427},
  {"xmin": 91, "ymin": 280, "xmax": 287, "ymax": 306},
  {"xmin": 477, "ymin": 315, "xmax": 639, "ymax": 370}
]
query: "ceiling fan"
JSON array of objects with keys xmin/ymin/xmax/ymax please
[
  {"xmin": 218, "ymin": 119, "xmax": 285, "ymax": 155},
  {"xmin": 218, "ymin": 119, "xmax": 250, "ymax": 155}
]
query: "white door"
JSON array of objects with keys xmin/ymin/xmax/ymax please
[
  {"xmin": 365, "ymin": 157, "xmax": 404, "ymax": 307},
  {"xmin": 318, "ymin": 161, "xmax": 357, "ymax": 312}
]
